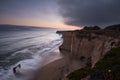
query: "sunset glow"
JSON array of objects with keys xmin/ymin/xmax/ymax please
[
  {"xmin": 0, "ymin": 0, "xmax": 81, "ymax": 30},
  {"xmin": 0, "ymin": 20, "xmax": 80, "ymax": 30}
]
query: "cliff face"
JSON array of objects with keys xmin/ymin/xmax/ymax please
[
  {"xmin": 36, "ymin": 30, "xmax": 120, "ymax": 80},
  {"xmin": 60, "ymin": 30, "xmax": 120, "ymax": 75}
]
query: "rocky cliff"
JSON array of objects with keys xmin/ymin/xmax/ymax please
[
  {"xmin": 35, "ymin": 29, "xmax": 120, "ymax": 80},
  {"xmin": 60, "ymin": 30, "xmax": 119, "ymax": 66},
  {"xmin": 59, "ymin": 30, "xmax": 120, "ymax": 80}
]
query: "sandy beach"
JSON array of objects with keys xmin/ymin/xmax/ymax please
[
  {"xmin": 30, "ymin": 47, "xmax": 68, "ymax": 80},
  {"xmin": 34, "ymin": 57, "xmax": 66, "ymax": 80}
]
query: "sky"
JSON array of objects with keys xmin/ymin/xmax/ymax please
[
  {"xmin": 0, "ymin": 0, "xmax": 120, "ymax": 29},
  {"xmin": 0, "ymin": 0, "xmax": 80, "ymax": 30},
  {"xmin": 58, "ymin": 0, "xmax": 120, "ymax": 28}
]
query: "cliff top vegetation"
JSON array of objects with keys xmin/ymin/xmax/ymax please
[{"xmin": 67, "ymin": 48, "xmax": 120, "ymax": 80}]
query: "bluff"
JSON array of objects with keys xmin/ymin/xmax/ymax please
[
  {"xmin": 35, "ymin": 29, "xmax": 120, "ymax": 80},
  {"xmin": 59, "ymin": 29, "xmax": 120, "ymax": 80},
  {"xmin": 60, "ymin": 30, "xmax": 120, "ymax": 67}
]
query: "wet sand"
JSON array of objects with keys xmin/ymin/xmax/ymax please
[
  {"xmin": 32, "ymin": 48, "xmax": 66, "ymax": 80},
  {"xmin": 35, "ymin": 58, "xmax": 66, "ymax": 80}
]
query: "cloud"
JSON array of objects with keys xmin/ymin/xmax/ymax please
[{"xmin": 58, "ymin": 0, "xmax": 120, "ymax": 27}]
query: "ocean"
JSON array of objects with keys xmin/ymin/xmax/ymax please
[{"xmin": 0, "ymin": 29, "xmax": 63, "ymax": 80}]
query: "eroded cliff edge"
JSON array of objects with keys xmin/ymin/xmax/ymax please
[
  {"xmin": 35, "ymin": 29, "xmax": 120, "ymax": 80},
  {"xmin": 59, "ymin": 30, "xmax": 120, "ymax": 79},
  {"xmin": 60, "ymin": 30, "xmax": 120, "ymax": 67}
]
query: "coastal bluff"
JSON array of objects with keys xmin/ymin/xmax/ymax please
[
  {"xmin": 35, "ymin": 29, "xmax": 120, "ymax": 80},
  {"xmin": 59, "ymin": 30, "xmax": 120, "ymax": 68}
]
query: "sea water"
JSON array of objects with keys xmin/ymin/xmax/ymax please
[{"xmin": 0, "ymin": 29, "xmax": 62, "ymax": 80}]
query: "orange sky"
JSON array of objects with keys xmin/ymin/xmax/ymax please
[
  {"xmin": 0, "ymin": 0, "xmax": 83, "ymax": 30},
  {"xmin": 0, "ymin": 0, "xmax": 82, "ymax": 30},
  {"xmin": 0, "ymin": 18, "xmax": 81, "ymax": 30}
]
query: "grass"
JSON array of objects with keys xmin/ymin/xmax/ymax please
[
  {"xmin": 67, "ymin": 48, "xmax": 120, "ymax": 80},
  {"xmin": 92, "ymin": 48, "xmax": 120, "ymax": 80},
  {"xmin": 94, "ymin": 48, "xmax": 120, "ymax": 70},
  {"xmin": 67, "ymin": 67, "xmax": 92, "ymax": 80}
]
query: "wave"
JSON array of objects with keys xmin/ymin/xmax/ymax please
[{"xmin": 0, "ymin": 38, "xmax": 63, "ymax": 80}]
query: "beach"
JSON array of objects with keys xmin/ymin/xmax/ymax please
[{"xmin": 34, "ymin": 57, "xmax": 66, "ymax": 80}]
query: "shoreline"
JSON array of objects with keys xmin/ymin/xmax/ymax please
[
  {"xmin": 39, "ymin": 49, "xmax": 63, "ymax": 67},
  {"xmin": 32, "ymin": 48, "xmax": 66, "ymax": 80}
]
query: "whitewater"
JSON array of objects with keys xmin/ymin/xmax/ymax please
[{"xmin": 0, "ymin": 30, "xmax": 63, "ymax": 80}]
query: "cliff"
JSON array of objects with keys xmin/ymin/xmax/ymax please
[
  {"xmin": 60, "ymin": 30, "xmax": 119, "ymax": 65},
  {"xmin": 59, "ymin": 30, "xmax": 120, "ymax": 80},
  {"xmin": 35, "ymin": 29, "xmax": 120, "ymax": 80}
]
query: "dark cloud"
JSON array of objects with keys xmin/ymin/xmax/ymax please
[{"xmin": 58, "ymin": 0, "xmax": 120, "ymax": 27}]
